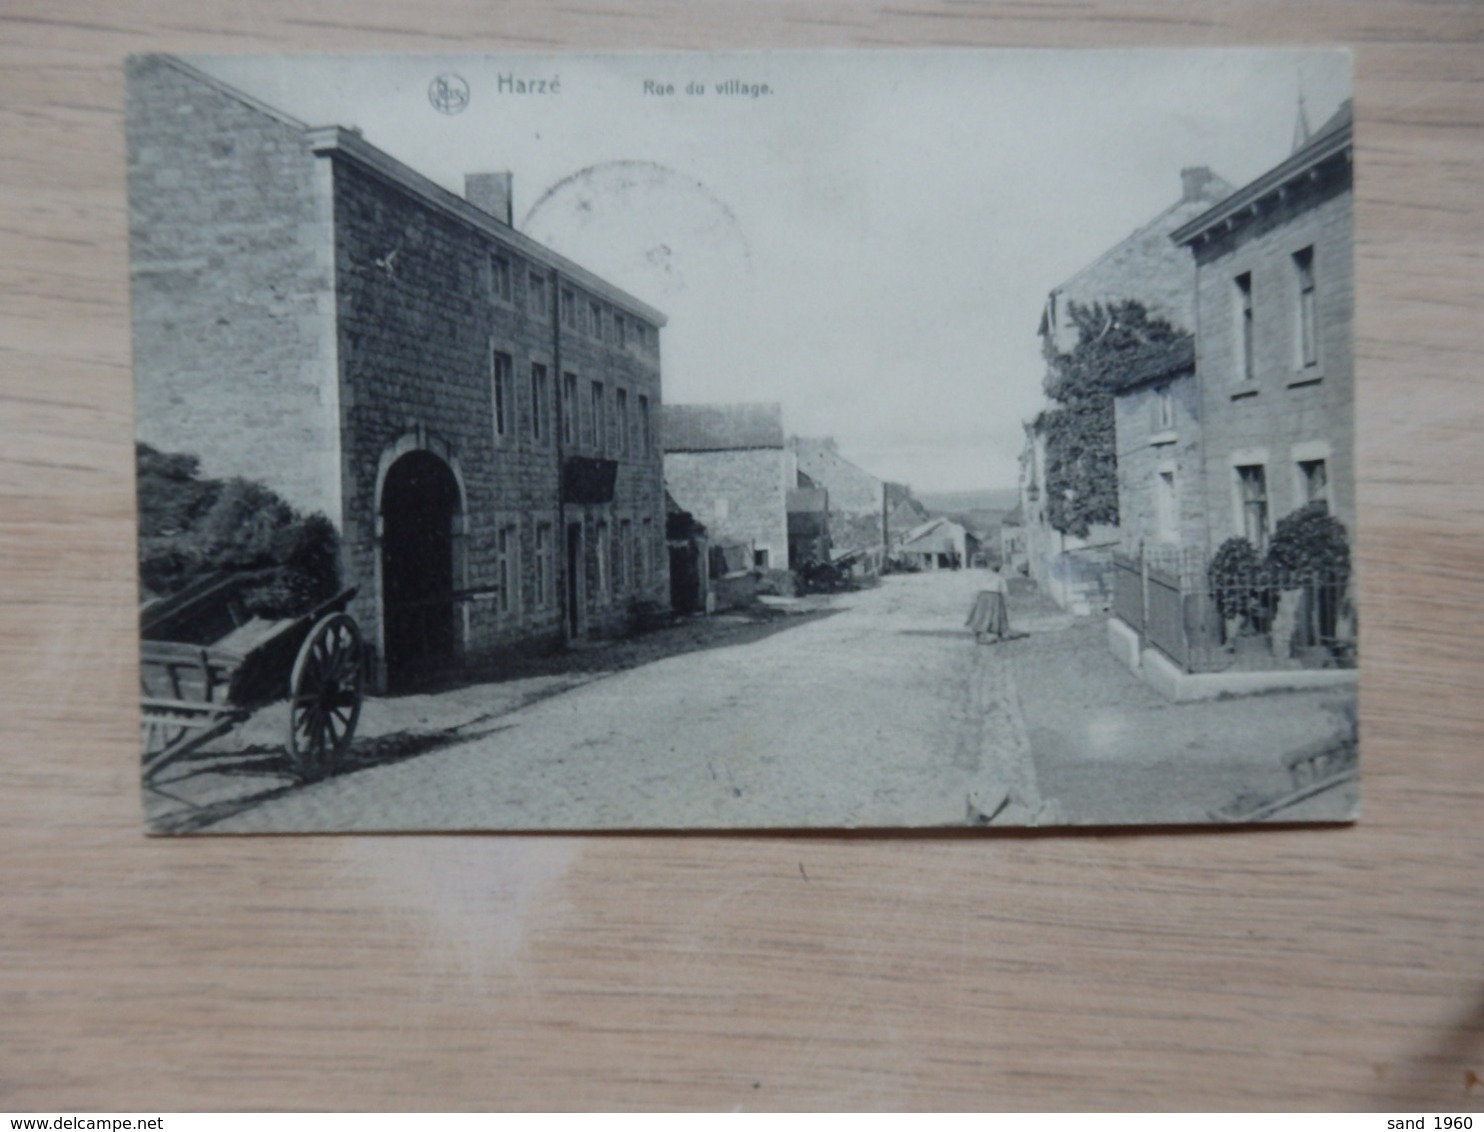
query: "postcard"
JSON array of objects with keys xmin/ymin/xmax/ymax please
[{"xmin": 129, "ymin": 50, "xmax": 1357, "ymax": 832}]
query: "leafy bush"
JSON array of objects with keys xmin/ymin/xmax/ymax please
[
  {"xmin": 137, "ymin": 443, "xmax": 341, "ymax": 618},
  {"xmin": 797, "ymin": 559, "xmax": 855, "ymax": 594},
  {"xmin": 136, "ymin": 446, "xmax": 217, "ymax": 538},
  {"xmin": 1208, "ymin": 536, "xmax": 1271, "ymax": 632},
  {"xmin": 1264, "ymin": 502, "xmax": 1350, "ymax": 587}
]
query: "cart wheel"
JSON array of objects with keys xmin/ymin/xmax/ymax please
[{"xmin": 287, "ymin": 612, "xmax": 363, "ymax": 780}]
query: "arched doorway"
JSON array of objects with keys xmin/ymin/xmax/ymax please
[{"xmin": 380, "ymin": 449, "xmax": 462, "ymax": 691}]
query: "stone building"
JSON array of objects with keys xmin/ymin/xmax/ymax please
[
  {"xmin": 127, "ymin": 55, "xmax": 669, "ymax": 690},
  {"xmin": 1106, "ymin": 102, "xmax": 1356, "ymax": 689},
  {"xmin": 786, "ymin": 478, "xmax": 832, "ymax": 568},
  {"xmin": 1171, "ymin": 101, "xmax": 1355, "ymax": 556},
  {"xmin": 787, "ymin": 436, "xmax": 887, "ymax": 553},
  {"xmin": 896, "ymin": 518, "xmax": 970, "ymax": 572},
  {"xmin": 1109, "ymin": 336, "xmax": 1203, "ymax": 554},
  {"xmin": 1106, "ymin": 104, "xmax": 1354, "ymax": 567},
  {"xmin": 662, "ymin": 403, "xmax": 793, "ymax": 572},
  {"xmin": 1020, "ymin": 166, "xmax": 1233, "ymax": 612}
]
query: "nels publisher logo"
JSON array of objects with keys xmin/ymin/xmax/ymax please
[{"xmin": 428, "ymin": 73, "xmax": 470, "ymax": 115}]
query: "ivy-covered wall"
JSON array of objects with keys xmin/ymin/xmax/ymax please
[{"xmin": 1039, "ymin": 301, "xmax": 1188, "ymax": 540}]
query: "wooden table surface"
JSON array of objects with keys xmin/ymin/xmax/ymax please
[{"xmin": 2, "ymin": 0, "xmax": 1482, "ymax": 1112}]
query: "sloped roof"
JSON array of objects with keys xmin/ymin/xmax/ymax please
[
  {"xmin": 790, "ymin": 437, "xmax": 880, "ymax": 483},
  {"xmin": 900, "ymin": 516, "xmax": 967, "ymax": 548},
  {"xmin": 889, "ymin": 496, "xmax": 930, "ymax": 525},
  {"xmin": 1108, "ymin": 335, "xmax": 1196, "ymax": 394},
  {"xmin": 1048, "ymin": 168, "xmax": 1235, "ymax": 302},
  {"xmin": 1173, "ymin": 100, "xmax": 1353, "ymax": 247},
  {"xmin": 662, "ymin": 403, "xmax": 785, "ymax": 452}
]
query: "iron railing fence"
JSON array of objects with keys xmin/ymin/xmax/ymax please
[
  {"xmin": 1145, "ymin": 560, "xmax": 1190, "ymax": 671},
  {"xmin": 1110, "ymin": 552, "xmax": 1143, "ymax": 631},
  {"xmin": 1113, "ymin": 547, "xmax": 1355, "ymax": 674}
]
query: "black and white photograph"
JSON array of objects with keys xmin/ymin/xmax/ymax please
[{"xmin": 129, "ymin": 49, "xmax": 1357, "ymax": 833}]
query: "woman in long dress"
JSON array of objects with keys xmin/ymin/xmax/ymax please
[{"xmin": 967, "ymin": 567, "xmax": 1011, "ymax": 644}]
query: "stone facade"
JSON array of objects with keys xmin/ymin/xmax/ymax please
[
  {"xmin": 663, "ymin": 449, "xmax": 791, "ymax": 569},
  {"xmin": 127, "ymin": 55, "xmax": 341, "ymax": 523},
  {"xmin": 788, "ymin": 436, "xmax": 886, "ymax": 552},
  {"xmin": 127, "ymin": 56, "xmax": 668, "ymax": 690},
  {"xmin": 1173, "ymin": 108, "xmax": 1355, "ymax": 557},
  {"xmin": 663, "ymin": 409, "xmax": 795, "ymax": 573},
  {"xmin": 1111, "ymin": 341, "xmax": 1207, "ymax": 556}
]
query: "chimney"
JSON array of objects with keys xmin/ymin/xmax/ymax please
[
  {"xmin": 465, "ymin": 172, "xmax": 514, "ymax": 226},
  {"xmin": 1180, "ymin": 166, "xmax": 1218, "ymax": 203}
]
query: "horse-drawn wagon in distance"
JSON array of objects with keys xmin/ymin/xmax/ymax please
[{"xmin": 139, "ymin": 572, "xmax": 365, "ymax": 788}]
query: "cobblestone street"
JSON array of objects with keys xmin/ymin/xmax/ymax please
[
  {"xmin": 152, "ymin": 571, "xmax": 1041, "ymax": 832},
  {"xmin": 146, "ymin": 570, "xmax": 1353, "ymax": 833}
]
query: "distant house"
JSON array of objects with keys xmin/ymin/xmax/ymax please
[
  {"xmin": 788, "ymin": 436, "xmax": 886, "ymax": 553},
  {"xmin": 662, "ymin": 402, "xmax": 793, "ymax": 572},
  {"xmin": 964, "ymin": 529, "xmax": 984, "ymax": 567},
  {"xmin": 896, "ymin": 517, "xmax": 970, "ymax": 572},
  {"xmin": 885, "ymin": 482, "xmax": 931, "ymax": 543}
]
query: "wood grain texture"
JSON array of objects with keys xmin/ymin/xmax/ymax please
[{"xmin": 2, "ymin": 0, "xmax": 1482, "ymax": 1111}]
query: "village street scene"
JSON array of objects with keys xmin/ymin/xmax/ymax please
[
  {"xmin": 151, "ymin": 569, "xmax": 1349, "ymax": 834},
  {"xmin": 130, "ymin": 53, "xmax": 1358, "ymax": 832}
]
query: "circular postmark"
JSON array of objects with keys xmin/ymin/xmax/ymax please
[
  {"xmin": 428, "ymin": 73, "xmax": 470, "ymax": 115},
  {"xmin": 522, "ymin": 161, "xmax": 751, "ymax": 300}
]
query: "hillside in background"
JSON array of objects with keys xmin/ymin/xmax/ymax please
[
  {"xmin": 915, "ymin": 488, "xmax": 1021, "ymax": 516},
  {"xmin": 915, "ymin": 489, "xmax": 1020, "ymax": 543}
]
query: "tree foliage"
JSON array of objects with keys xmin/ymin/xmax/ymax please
[
  {"xmin": 1038, "ymin": 300, "xmax": 1185, "ymax": 538},
  {"xmin": 1208, "ymin": 536, "xmax": 1272, "ymax": 631},
  {"xmin": 137, "ymin": 442, "xmax": 341, "ymax": 618},
  {"xmin": 1265, "ymin": 502, "xmax": 1350, "ymax": 587},
  {"xmin": 1207, "ymin": 505, "xmax": 1352, "ymax": 638}
]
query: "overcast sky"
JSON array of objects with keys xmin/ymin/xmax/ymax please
[{"xmin": 192, "ymin": 50, "xmax": 1350, "ymax": 494}]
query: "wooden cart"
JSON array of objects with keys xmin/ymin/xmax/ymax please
[{"xmin": 140, "ymin": 573, "xmax": 364, "ymax": 784}]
